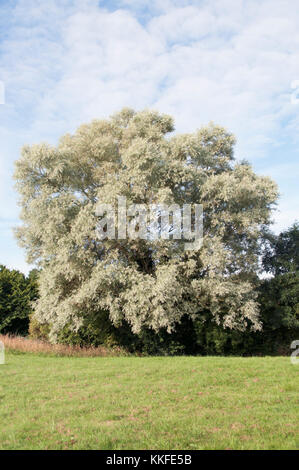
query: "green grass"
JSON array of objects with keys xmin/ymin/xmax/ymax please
[{"xmin": 0, "ymin": 353, "xmax": 298, "ymax": 450}]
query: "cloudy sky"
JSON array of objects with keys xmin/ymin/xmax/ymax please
[{"xmin": 0, "ymin": 0, "xmax": 298, "ymax": 273}]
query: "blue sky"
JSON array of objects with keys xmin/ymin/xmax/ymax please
[{"xmin": 0, "ymin": 0, "xmax": 298, "ymax": 273}]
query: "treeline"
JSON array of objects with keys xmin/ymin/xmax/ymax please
[{"xmin": 1, "ymin": 223, "xmax": 298, "ymax": 356}]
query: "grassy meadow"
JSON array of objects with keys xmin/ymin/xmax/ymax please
[{"xmin": 0, "ymin": 351, "xmax": 298, "ymax": 450}]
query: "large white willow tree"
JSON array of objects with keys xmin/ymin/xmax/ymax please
[{"xmin": 14, "ymin": 108, "xmax": 278, "ymax": 341}]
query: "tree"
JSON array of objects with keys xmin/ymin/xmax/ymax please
[
  {"xmin": 259, "ymin": 222, "xmax": 299, "ymax": 337},
  {"xmin": 0, "ymin": 265, "xmax": 38, "ymax": 335},
  {"xmin": 262, "ymin": 222, "xmax": 299, "ymax": 276},
  {"xmin": 14, "ymin": 108, "xmax": 278, "ymax": 342}
]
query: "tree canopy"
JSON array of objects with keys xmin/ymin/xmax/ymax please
[{"xmin": 14, "ymin": 108, "xmax": 278, "ymax": 342}]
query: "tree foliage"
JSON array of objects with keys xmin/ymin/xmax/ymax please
[
  {"xmin": 262, "ymin": 222, "xmax": 299, "ymax": 276},
  {"xmin": 260, "ymin": 223, "xmax": 299, "ymax": 331},
  {"xmin": 0, "ymin": 266, "xmax": 38, "ymax": 335},
  {"xmin": 193, "ymin": 223, "xmax": 299, "ymax": 356},
  {"xmin": 14, "ymin": 108, "xmax": 278, "ymax": 342}
]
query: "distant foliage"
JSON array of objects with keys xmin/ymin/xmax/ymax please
[
  {"xmin": 0, "ymin": 266, "xmax": 39, "ymax": 335},
  {"xmin": 262, "ymin": 222, "xmax": 299, "ymax": 276},
  {"xmin": 14, "ymin": 108, "xmax": 277, "ymax": 342},
  {"xmin": 257, "ymin": 222, "xmax": 299, "ymax": 353}
]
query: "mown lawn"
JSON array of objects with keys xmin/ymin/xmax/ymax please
[{"xmin": 0, "ymin": 353, "xmax": 298, "ymax": 450}]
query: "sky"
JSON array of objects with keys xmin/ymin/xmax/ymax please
[{"xmin": 0, "ymin": 0, "xmax": 298, "ymax": 274}]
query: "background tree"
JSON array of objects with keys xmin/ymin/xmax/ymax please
[
  {"xmin": 14, "ymin": 108, "xmax": 278, "ymax": 343},
  {"xmin": 0, "ymin": 265, "xmax": 39, "ymax": 335},
  {"xmin": 258, "ymin": 222, "xmax": 299, "ymax": 350},
  {"xmin": 262, "ymin": 222, "xmax": 299, "ymax": 276}
]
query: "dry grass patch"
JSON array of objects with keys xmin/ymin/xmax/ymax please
[{"xmin": 0, "ymin": 334, "xmax": 129, "ymax": 357}]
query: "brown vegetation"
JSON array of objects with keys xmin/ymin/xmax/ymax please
[{"xmin": 0, "ymin": 334, "xmax": 130, "ymax": 357}]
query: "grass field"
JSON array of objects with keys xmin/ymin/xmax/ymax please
[{"xmin": 0, "ymin": 352, "xmax": 298, "ymax": 450}]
